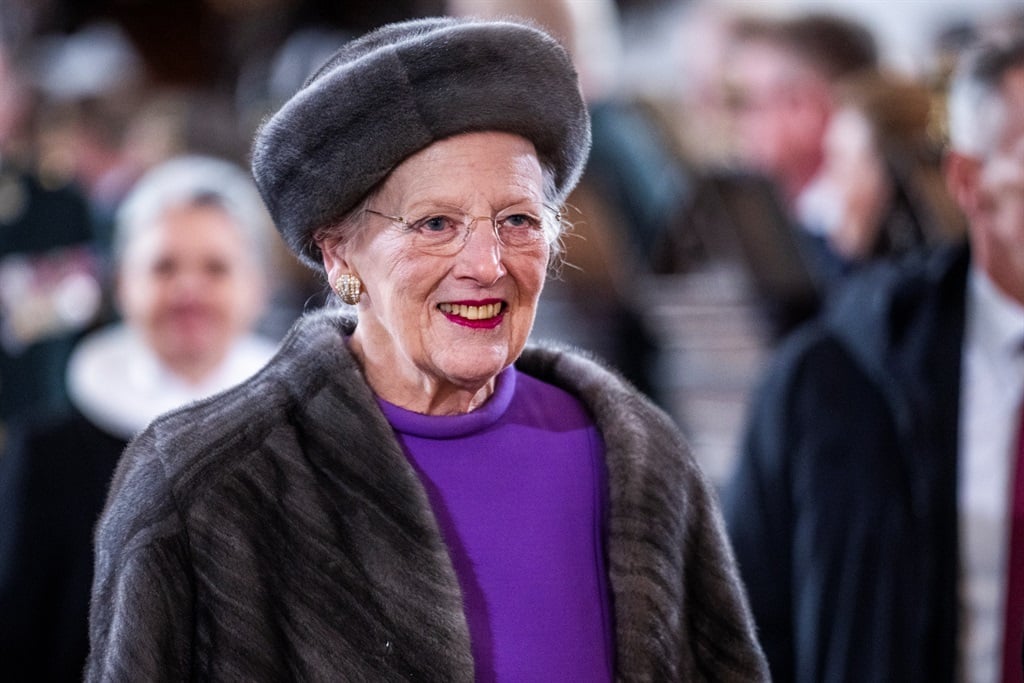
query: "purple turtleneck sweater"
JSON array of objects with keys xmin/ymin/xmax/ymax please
[{"xmin": 377, "ymin": 367, "xmax": 614, "ymax": 682}]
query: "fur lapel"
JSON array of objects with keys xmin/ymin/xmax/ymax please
[
  {"xmin": 125, "ymin": 309, "xmax": 764, "ymax": 680},
  {"xmin": 516, "ymin": 345, "xmax": 767, "ymax": 680},
  {"xmin": 269, "ymin": 310, "xmax": 765, "ymax": 680},
  {"xmin": 263, "ymin": 310, "xmax": 476, "ymax": 679}
]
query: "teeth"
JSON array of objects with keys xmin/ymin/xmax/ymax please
[{"xmin": 439, "ymin": 302, "xmax": 502, "ymax": 320}]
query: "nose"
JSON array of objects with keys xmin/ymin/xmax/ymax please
[
  {"xmin": 455, "ymin": 216, "xmax": 505, "ymax": 284},
  {"xmin": 168, "ymin": 266, "xmax": 208, "ymax": 301}
]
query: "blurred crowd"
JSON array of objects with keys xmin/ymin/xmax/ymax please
[
  {"xmin": 0, "ymin": 0, "xmax": 1017, "ymax": 460},
  {"xmin": 1, "ymin": 0, "xmax": 1024, "ymax": 680}
]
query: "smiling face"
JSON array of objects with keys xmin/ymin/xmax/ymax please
[
  {"xmin": 319, "ymin": 131, "xmax": 551, "ymax": 414},
  {"xmin": 117, "ymin": 203, "xmax": 266, "ymax": 383}
]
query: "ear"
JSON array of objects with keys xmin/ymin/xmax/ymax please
[
  {"xmin": 317, "ymin": 230, "xmax": 355, "ymax": 286},
  {"xmin": 944, "ymin": 151, "xmax": 983, "ymax": 217}
]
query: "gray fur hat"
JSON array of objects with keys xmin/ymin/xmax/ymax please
[{"xmin": 251, "ymin": 16, "xmax": 591, "ymax": 269}]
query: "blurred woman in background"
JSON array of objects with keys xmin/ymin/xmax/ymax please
[
  {"xmin": 800, "ymin": 70, "xmax": 965, "ymax": 285},
  {"xmin": 0, "ymin": 155, "xmax": 278, "ymax": 682}
]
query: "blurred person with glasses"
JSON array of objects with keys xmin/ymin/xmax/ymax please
[{"xmin": 85, "ymin": 17, "xmax": 768, "ymax": 682}]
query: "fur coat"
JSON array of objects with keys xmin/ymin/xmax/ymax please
[{"xmin": 87, "ymin": 309, "xmax": 767, "ymax": 682}]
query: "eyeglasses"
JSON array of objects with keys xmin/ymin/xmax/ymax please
[{"xmin": 363, "ymin": 204, "xmax": 554, "ymax": 256}]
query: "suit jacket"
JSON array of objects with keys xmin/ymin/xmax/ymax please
[
  {"xmin": 87, "ymin": 309, "xmax": 769, "ymax": 682},
  {"xmin": 725, "ymin": 244, "xmax": 968, "ymax": 682}
]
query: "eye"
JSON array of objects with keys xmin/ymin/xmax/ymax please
[
  {"xmin": 498, "ymin": 213, "xmax": 541, "ymax": 231},
  {"xmin": 203, "ymin": 259, "xmax": 231, "ymax": 277},
  {"xmin": 410, "ymin": 215, "xmax": 458, "ymax": 234},
  {"xmin": 152, "ymin": 257, "xmax": 178, "ymax": 278}
]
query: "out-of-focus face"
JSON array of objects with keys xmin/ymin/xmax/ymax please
[
  {"xmin": 320, "ymin": 131, "xmax": 551, "ymax": 414},
  {"xmin": 950, "ymin": 65, "xmax": 1024, "ymax": 304},
  {"xmin": 977, "ymin": 70, "xmax": 1024, "ymax": 253},
  {"xmin": 821, "ymin": 107, "xmax": 890, "ymax": 259},
  {"xmin": 117, "ymin": 203, "xmax": 266, "ymax": 382},
  {"xmin": 727, "ymin": 39, "xmax": 832, "ymax": 204}
]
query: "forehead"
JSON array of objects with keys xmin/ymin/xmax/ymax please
[
  {"xmin": 124, "ymin": 203, "xmax": 246, "ymax": 257},
  {"xmin": 728, "ymin": 39, "xmax": 813, "ymax": 86},
  {"xmin": 376, "ymin": 131, "xmax": 544, "ymax": 205}
]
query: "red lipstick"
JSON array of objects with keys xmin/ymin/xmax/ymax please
[{"xmin": 437, "ymin": 299, "xmax": 506, "ymax": 329}]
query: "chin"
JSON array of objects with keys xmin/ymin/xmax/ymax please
[{"xmin": 437, "ymin": 348, "xmax": 515, "ymax": 387}]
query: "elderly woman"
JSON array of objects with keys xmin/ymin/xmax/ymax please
[
  {"xmin": 87, "ymin": 18, "xmax": 767, "ymax": 682},
  {"xmin": 0, "ymin": 155, "xmax": 278, "ymax": 681}
]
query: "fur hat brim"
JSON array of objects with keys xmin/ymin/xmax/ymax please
[{"xmin": 250, "ymin": 17, "xmax": 591, "ymax": 269}]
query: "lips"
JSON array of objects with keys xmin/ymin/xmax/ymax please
[
  {"xmin": 167, "ymin": 305, "xmax": 215, "ymax": 327},
  {"xmin": 438, "ymin": 300, "xmax": 506, "ymax": 328}
]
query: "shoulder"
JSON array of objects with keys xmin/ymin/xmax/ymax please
[
  {"xmin": 517, "ymin": 342, "xmax": 671, "ymax": 430},
  {"xmin": 757, "ymin": 322, "xmax": 852, "ymax": 392},
  {"xmin": 517, "ymin": 342, "xmax": 697, "ymax": 479},
  {"xmin": 825, "ymin": 243, "xmax": 968, "ymax": 336},
  {"xmin": 767, "ymin": 244, "xmax": 969, "ymax": 386},
  {"xmin": 509, "ymin": 369, "xmax": 593, "ymax": 426},
  {"xmin": 110, "ymin": 309, "xmax": 363, "ymax": 506}
]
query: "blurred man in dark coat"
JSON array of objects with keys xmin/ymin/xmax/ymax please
[{"xmin": 725, "ymin": 34, "xmax": 1024, "ymax": 683}]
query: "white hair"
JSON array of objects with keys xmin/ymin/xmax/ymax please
[
  {"xmin": 947, "ymin": 66, "xmax": 1006, "ymax": 157},
  {"xmin": 114, "ymin": 155, "xmax": 276, "ymax": 269},
  {"xmin": 946, "ymin": 37, "xmax": 1024, "ymax": 157}
]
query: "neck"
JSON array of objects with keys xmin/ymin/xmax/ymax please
[{"xmin": 347, "ymin": 333, "xmax": 495, "ymax": 415}]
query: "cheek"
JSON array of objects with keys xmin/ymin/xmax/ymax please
[
  {"xmin": 205, "ymin": 272, "xmax": 244, "ymax": 303},
  {"xmin": 118, "ymin": 277, "xmax": 160, "ymax": 322},
  {"xmin": 979, "ymin": 159, "xmax": 1024, "ymax": 232},
  {"xmin": 508, "ymin": 249, "xmax": 550, "ymax": 308},
  {"xmin": 362, "ymin": 250, "xmax": 442, "ymax": 333},
  {"xmin": 210, "ymin": 274, "xmax": 266, "ymax": 333},
  {"xmin": 993, "ymin": 190, "xmax": 1024, "ymax": 238},
  {"xmin": 381, "ymin": 255, "xmax": 435, "ymax": 302},
  {"xmin": 740, "ymin": 113, "xmax": 782, "ymax": 145}
]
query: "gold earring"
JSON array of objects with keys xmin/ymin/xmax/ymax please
[{"xmin": 335, "ymin": 274, "xmax": 362, "ymax": 305}]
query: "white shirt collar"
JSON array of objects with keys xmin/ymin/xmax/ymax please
[
  {"xmin": 66, "ymin": 323, "xmax": 279, "ymax": 440},
  {"xmin": 959, "ymin": 264, "xmax": 1024, "ymax": 679},
  {"xmin": 968, "ymin": 266, "xmax": 1024, "ymax": 362}
]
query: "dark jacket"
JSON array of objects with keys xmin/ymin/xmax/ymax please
[
  {"xmin": 87, "ymin": 309, "xmax": 769, "ymax": 682},
  {"xmin": 0, "ymin": 410, "xmax": 127, "ymax": 682},
  {"xmin": 724, "ymin": 244, "xmax": 968, "ymax": 682}
]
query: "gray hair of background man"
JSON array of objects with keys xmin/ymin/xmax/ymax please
[
  {"xmin": 113, "ymin": 155, "xmax": 276, "ymax": 271},
  {"xmin": 947, "ymin": 34, "xmax": 1024, "ymax": 157}
]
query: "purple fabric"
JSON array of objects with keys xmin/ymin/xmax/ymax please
[{"xmin": 377, "ymin": 367, "xmax": 614, "ymax": 682}]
